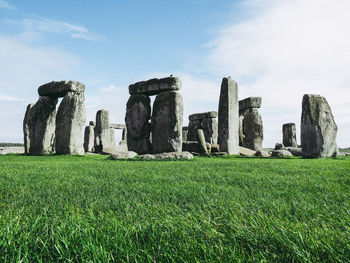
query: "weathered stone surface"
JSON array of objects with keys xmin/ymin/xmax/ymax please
[
  {"xmin": 239, "ymin": 97, "xmax": 262, "ymax": 111},
  {"xmin": 301, "ymin": 94, "xmax": 338, "ymax": 158},
  {"xmin": 189, "ymin": 111, "xmax": 218, "ymax": 121},
  {"xmin": 239, "ymin": 114, "xmax": 244, "ymax": 146},
  {"xmin": 254, "ymin": 150, "xmax": 270, "ymax": 157},
  {"xmin": 125, "ymin": 95, "xmax": 151, "ymax": 154},
  {"xmin": 56, "ymin": 92, "xmax": 86, "ymax": 155},
  {"xmin": 284, "ymin": 147, "xmax": 302, "ymax": 156},
  {"xmin": 197, "ymin": 129, "xmax": 208, "ymax": 154},
  {"xmin": 283, "ymin": 123, "xmax": 297, "ymax": 147},
  {"xmin": 151, "ymin": 91, "xmax": 183, "ymax": 153},
  {"xmin": 218, "ymin": 77, "xmax": 239, "ymax": 154},
  {"xmin": 211, "ymin": 144, "xmax": 220, "ymax": 153},
  {"xmin": 182, "ymin": 126, "xmax": 188, "ymax": 141},
  {"xmin": 23, "ymin": 103, "xmax": 35, "ymax": 154},
  {"xmin": 84, "ymin": 125, "xmax": 94, "ymax": 152},
  {"xmin": 271, "ymin": 150, "xmax": 293, "ymax": 157},
  {"xmin": 239, "ymin": 146, "xmax": 256, "ymax": 156},
  {"xmin": 26, "ymin": 97, "xmax": 58, "ymax": 155},
  {"xmin": 275, "ymin": 143, "xmax": 284, "ymax": 150},
  {"xmin": 38, "ymin": 81, "xmax": 85, "ymax": 97},
  {"xmin": 108, "ymin": 151, "xmax": 137, "ymax": 159},
  {"xmin": 211, "ymin": 152, "xmax": 228, "ymax": 157},
  {"xmin": 109, "ymin": 123, "xmax": 126, "ymax": 129},
  {"xmin": 182, "ymin": 141, "xmax": 199, "ymax": 153},
  {"xmin": 94, "ymin": 110, "xmax": 115, "ymax": 153},
  {"xmin": 129, "ymin": 76, "xmax": 182, "ymax": 96},
  {"xmin": 201, "ymin": 118, "xmax": 218, "ymax": 144},
  {"xmin": 241, "ymin": 108, "xmax": 263, "ymax": 150},
  {"xmin": 89, "ymin": 121, "xmax": 95, "ymax": 126},
  {"xmin": 138, "ymin": 151, "xmax": 193, "ymax": 160},
  {"xmin": 187, "ymin": 120, "xmax": 202, "ymax": 141}
]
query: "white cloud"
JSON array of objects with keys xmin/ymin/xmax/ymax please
[
  {"xmin": 205, "ymin": 0, "xmax": 350, "ymax": 147},
  {"xmin": 3, "ymin": 16, "xmax": 103, "ymax": 41},
  {"xmin": 0, "ymin": 0, "xmax": 15, "ymax": 9}
]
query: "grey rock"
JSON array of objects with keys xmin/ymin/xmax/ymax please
[
  {"xmin": 210, "ymin": 152, "xmax": 228, "ymax": 157},
  {"xmin": 94, "ymin": 109, "xmax": 115, "ymax": 153},
  {"xmin": 182, "ymin": 126, "xmax": 188, "ymax": 141},
  {"xmin": 197, "ymin": 129, "xmax": 208, "ymax": 154},
  {"xmin": 301, "ymin": 94, "xmax": 338, "ymax": 158},
  {"xmin": 187, "ymin": 119, "xmax": 202, "ymax": 141},
  {"xmin": 239, "ymin": 97, "xmax": 262, "ymax": 111},
  {"xmin": 241, "ymin": 108, "xmax": 263, "ymax": 150},
  {"xmin": 55, "ymin": 92, "xmax": 86, "ymax": 155},
  {"xmin": 283, "ymin": 123, "xmax": 297, "ymax": 147},
  {"xmin": 151, "ymin": 91, "xmax": 183, "ymax": 153},
  {"xmin": 89, "ymin": 121, "xmax": 95, "ymax": 126},
  {"xmin": 239, "ymin": 146, "xmax": 256, "ymax": 156},
  {"xmin": 218, "ymin": 77, "xmax": 239, "ymax": 154},
  {"xmin": 26, "ymin": 96, "xmax": 58, "ymax": 154},
  {"xmin": 271, "ymin": 150, "xmax": 293, "ymax": 157},
  {"xmin": 38, "ymin": 80, "xmax": 85, "ymax": 97},
  {"xmin": 108, "ymin": 151, "xmax": 137, "ymax": 160},
  {"xmin": 275, "ymin": 143, "xmax": 284, "ymax": 150},
  {"xmin": 189, "ymin": 111, "xmax": 217, "ymax": 121},
  {"xmin": 138, "ymin": 151, "xmax": 193, "ymax": 160},
  {"xmin": 129, "ymin": 76, "xmax": 182, "ymax": 96},
  {"xmin": 23, "ymin": 103, "xmax": 35, "ymax": 154},
  {"xmin": 182, "ymin": 141, "xmax": 199, "ymax": 153},
  {"xmin": 84, "ymin": 125, "xmax": 94, "ymax": 152},
  {"xmin": 254, "ymin": 150, "xmax": 270, "ymax": 157},
  {"xmin": 201, "ymin": 118, "xmax": 218, "ymax": 144},
  {"xmin": 125, "ymin": 95, "xmax": 152, "ymax": 154},
  {"xmin": 284, "ymin": 147, "xmax": 302, "ymax": 156},
  {"xmin": 239, "ymin": 114, "xmax": 244, "ymax": 146},
  {"xmin": 211, "ymin": 144, "xmax": 220, "ymax": 153}
]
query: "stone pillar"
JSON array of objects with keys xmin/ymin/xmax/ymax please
[
  {"xmin": 23, "ymin": 103, "xmax": 35, "ymax": 154},
  {"xmin": 94, "ymin": 109, "xmax": 113, "ymax": 153},
  {"xmin": 27, "ymin": 96, "xmax": 58, "ymax": 155},
  {"xmin": 84, "ymin": 122, "xmax": 95, "ymax": 152},
  {"xmin": 187, "ymin": 111, "xmax": 218, "ymax": 144},
  {"xmin": 125, "ymin": 95, "xmax": 151, "ymax": 154},
  {"xmin": 182, "ymin": 126, "xmax": 188, "ymax": 141},
  {"xmin": 301, "ymin": 94, "xmax": 338, "ymax": 158},
  {"xmin": 218, "ymin": 77, "xmax": 239, "ymax": 154},
  {"xmin": 239, "ymin": 97, "xmax": 263, "ymax": 151},
  {"xmin": 56, "ymin": 92, "xmax": 86, "ymax": 155},
  {"xmin": 151, "ymin": 91, "xmax": 183, "ymax": 153},
  {"xmin": 283, "ymin": 123, "xmax": 297, "ymax": 147}
]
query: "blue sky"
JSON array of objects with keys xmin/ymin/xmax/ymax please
[{"xmin": 0, "ymin": 0, "xmax": 349, "ymax": 147}]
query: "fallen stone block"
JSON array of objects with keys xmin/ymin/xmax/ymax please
[
  {"xmin": 108, "ymin": 151, "xmax": 137, "ymax": 160},
  {"xmin": 239, "ymin": 146, "xmax": 257, "ymax": 156},
  {"xmin": 271, "ymin": 150, "xmax": 293, "ymax": 157}
]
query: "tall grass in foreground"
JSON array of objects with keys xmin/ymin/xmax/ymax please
[{"xmin": 0, "ymin": 155, "xmax": 349, "ymax": 262}]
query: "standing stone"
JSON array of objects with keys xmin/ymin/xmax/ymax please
[
  {"xmin": 201, "ymin": 118, "xmax": 218, "ymax": 144},
  {"xmin": 239, "ymin": 114, "xmax": 245, "ymax": 146},
  {"xmin": 151, "ymin": 91, "xmax": 183, "ymax": 153},
  {"xmin": 56, "ymin": 92, "xmax": 86, "ymax": 155},
  {"xmin": 94, "ymin": 110, "xmax": 113, "ymax": 153},
  {"xmin": 301, "ymin": 94, "xmax": 338, "ymax": 158},
  {"xmin": 84, "ymin": 124, "xmax": 95, "ymax": 152},
  {"xmin": 197, "ymin": 129, "xmax": 208, "ymax": 154},
  {"xmin": 218, "ymin": 77, "xmax": 239, "ymax": 154},
  {"xmin": 187, "ymin": 120, "xmax": 202, "ymax": 141},
  {"xmin": 125, "ymin": 95, "xmax": 152, "ymax": 154},
  {"xmin": 182, "ymin": 126, "xmax": 188, "ymax": 141},
  {"xmin": 27, "ymin": 96, "xmax": 58, "ymax": 154},
  {"xmin": 23, "ymin": 103, "xmax": 35, "ymax": 154},
  {"xmin": 242, "ymin": 108, "xmax": 263, "ymax": 150},
  {"xmin": 283, "ymin": 123, "xmax": 297, "ymax": 147}
]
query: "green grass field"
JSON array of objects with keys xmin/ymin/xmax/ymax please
[{"xmin": 0, "ymin": 155, "xmax": 349, "ymax": 262}]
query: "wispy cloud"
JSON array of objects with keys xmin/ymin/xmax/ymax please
[
  {"xmin": 0, "ymin": 0, "xmax": 16, "ymax": 9},
  {"xmin": 3, "ymin": 16, "xmax": 103, "ymax": 41}
]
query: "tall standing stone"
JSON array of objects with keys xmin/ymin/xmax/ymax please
[
  {"xmin": 283, "ymin": 123, "xmax": 297, "ymax": 147},
  {"xmin": 218, "ymin": 77, "xmax": 239, "ymax": 154},
  {"xmin": 94, "ymin": 110, "xmax": 114, "ymax": 153},
  {"xmin": 125, "ymin": 95, "xmax": 152, "ymax": 154},
  {"xmin": 201, "ymin": 118, "xmax": 218, "ymax": 144},
  {"xmin": 151, "ymin": 91, "xmax": 183, "ymax": 153},
  {"xmin": 56, "ymin": 92, "xmax": 86, "ymax": 155},
  {"xmin": 23, "ymin": 103, "xmax": 35, "ymax": 154},
  {"xmin": 27, "ymin": 96, "xmax": 58, "ymax": 154},
  {"xmin": 84, "ymin": 123, "xmax": 95, "ymax": 152},
  {"xmin": 301, "ymin": 94, "xmax": 338, "ymax": 158},
  {"xmin": 242, "ymin": 108, "xmax": 263, "ymax": 150}
]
